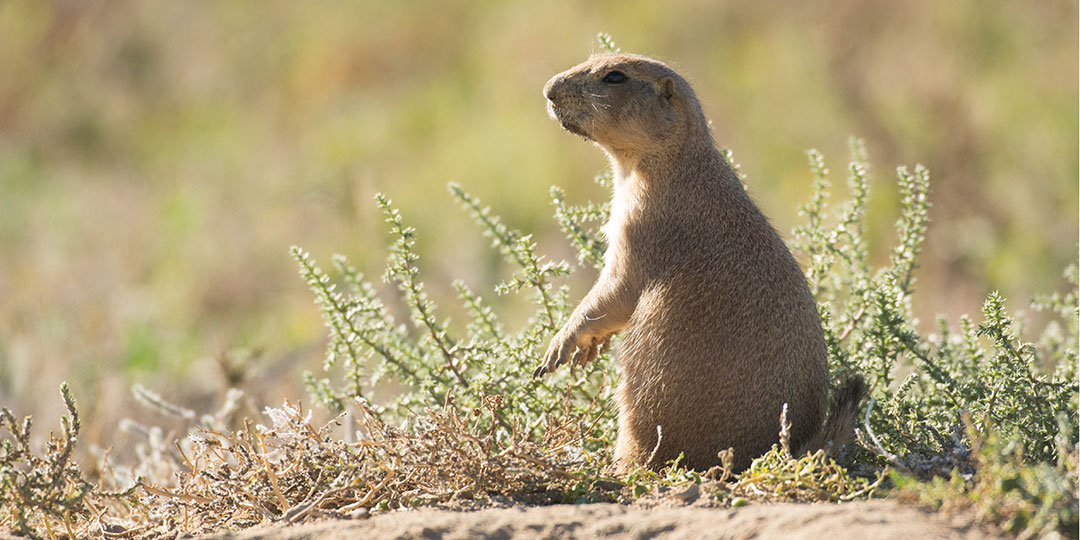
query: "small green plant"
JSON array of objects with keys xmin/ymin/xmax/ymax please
[
  {"xmin": 893, "ymin": 413, "xmax": 1078, "ymax": 539},
  {"xmin": 597, "ymin": 32, "xmax": 621, "ymax": 53},
  {"xmin": 0, "ymin": 383, "xmax": 89, "ymax": 538},
  {"xmin": 731, "ymin": 445, "xmax": 886, "ymax": 502},
  {"xmin": 0, "ymin": 384, "xmax": 139, "ymax": 539}
]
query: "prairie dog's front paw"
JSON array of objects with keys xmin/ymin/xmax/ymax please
[
  {"xmin": 533, "ymin": 329, "xmax": 613, "ymax": 377},
  {"xmin": 575, "ymin": 334, "xmax": 612, "ymax": 368},
  {"xmin": 533, "ymin": 327, "xmax": 579, "ymax": 378}
]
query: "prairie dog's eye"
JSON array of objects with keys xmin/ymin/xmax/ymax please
[{"xmin": 602, "ymin": 70, "xmax": 628, "ymax": 84}]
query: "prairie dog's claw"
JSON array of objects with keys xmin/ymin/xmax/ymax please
[
  {"xmin": 535, "ymin": 331, "xmax": 613, "ymax": 377},
  {"xmin": 535, "ymin": 332, "xmax": 576, "ymax": 378}
]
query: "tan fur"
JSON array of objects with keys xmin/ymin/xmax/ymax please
[{"xmin": 535, "ymin": 53, "xmax": 863, "ymax": 472}]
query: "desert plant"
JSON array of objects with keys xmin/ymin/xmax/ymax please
[
  {"xmin": 0, "ymin": 384, "xmax": 141, "ymax": 539},
  {"xmin": 893, "ymin": 412, "xmax": 1078, "ymax": 539},
  {"xmin": 789, "ymin": 139, "xmax": 1077, "ymax": 471},
  {"xmin": 294, "ymin": 184, "xmax": 619, "ymax": 455},
  {"xmin": 0, "ymin": 383, "xmax": 91, "ymax": 538}
]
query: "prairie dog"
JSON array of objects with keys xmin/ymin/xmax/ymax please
[{"xmin": 535, "ymin": 53, "xmax": 863, "ymax": 472}]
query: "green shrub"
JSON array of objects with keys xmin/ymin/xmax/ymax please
[
  {"xmin": 293, "ymin": 182, "xmax": 620, "ymax": 454},
  {"xmin": 793, "ymin": 140, "xmax": 1076, "ymax": 467},
  {"xmin": 0, "ymin": 384, "xmax": 139, "ymax": 538},
  {"xmin": 893, "ymin": 413, "xmax": 1077, "ymax": 539}
]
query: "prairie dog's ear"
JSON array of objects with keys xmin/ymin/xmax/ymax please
[{"xmin": 659, "ymin": 77, "xmax": 676, "ymax": 101}]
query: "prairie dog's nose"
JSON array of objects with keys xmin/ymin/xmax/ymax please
[{"xmin": 543, "ymin": 74, "xmax": 563, "ymax": 101}]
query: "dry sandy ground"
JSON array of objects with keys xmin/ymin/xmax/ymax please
[{"xmin": 196, "ymin": 500, "xmax": 1005, "ymax": 540}]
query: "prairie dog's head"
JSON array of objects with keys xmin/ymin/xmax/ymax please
[{"xmin": 543, "ymin": 54, "xmax": 709, "ymax": 162}]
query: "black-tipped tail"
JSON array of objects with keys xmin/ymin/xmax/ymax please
[{"xmin": 798, "ymin": 374, "xmax": 867, "ymax": 457}]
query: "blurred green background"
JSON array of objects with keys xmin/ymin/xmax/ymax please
[{"xmin": 0, "ymin": 1, "xmax": 1075, "ymax": 446}]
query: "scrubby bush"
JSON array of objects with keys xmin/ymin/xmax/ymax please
[
  {"xmin": 294, "ymin": 183, "xmax": 616, "ymax": 451},
  {"xmin": 791, "ymin": 141, "xmax": 1077, "ymax": 469}
]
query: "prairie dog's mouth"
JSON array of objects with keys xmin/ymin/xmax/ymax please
[
  {"xmin": 548, "ymin": 103, "xmax": 591, "ymax": 140},
  {"xmin": 560, "ymin": 120, "xmax": 590, "ymax": 139}
]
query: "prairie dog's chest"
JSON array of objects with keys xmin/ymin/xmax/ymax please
[{"xmin": 602, "ymin": 172, "xmax": 644, "ymax": 268}]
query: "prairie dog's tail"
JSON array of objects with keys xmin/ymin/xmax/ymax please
[{"xmin": 798, "ymin": 374, "xmax": 867, "ymax": 457}]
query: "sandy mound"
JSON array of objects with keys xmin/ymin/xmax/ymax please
[{"xmin": 195, "ymin": 500, "xmax": 1003, "ymax": 540}]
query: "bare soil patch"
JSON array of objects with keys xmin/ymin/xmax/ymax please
[{"xmin": 192, "ymin": 500, "xmax": 1004, "ymax": 540}]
